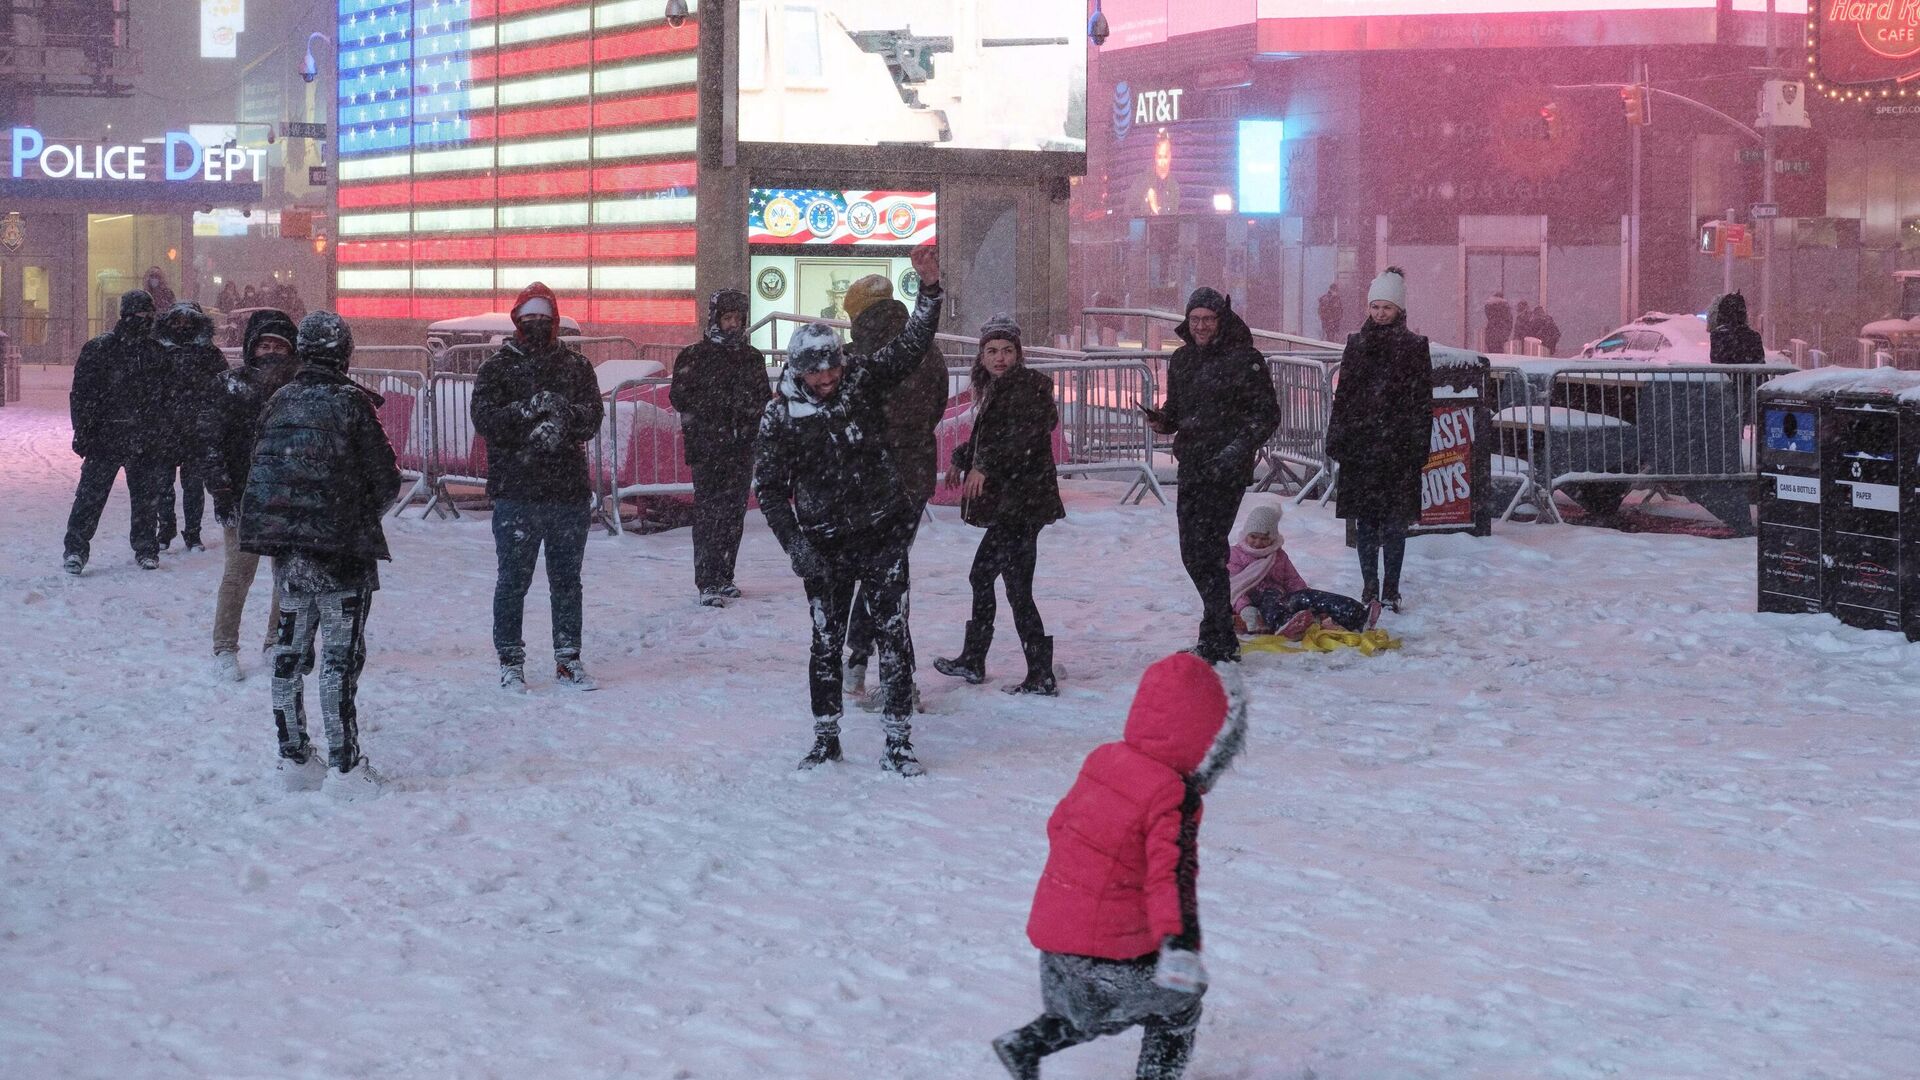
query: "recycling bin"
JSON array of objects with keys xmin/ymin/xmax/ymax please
[
  {"xmin": 1822, "ymin": 389, "xmax": 1908, "ymax": 633},
  {"xmin": 1755, "ymin": 379, "xmax": 1826, "ymax": 615},
  {"xmin": 1904, "ymin": 390, "xmax": 1920, "ymax": 642}
]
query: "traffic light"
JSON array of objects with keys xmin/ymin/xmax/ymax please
[
  {"xmin": 312, "ymin": 233, "xmax": 329, "ymax": 256},
  {"xmin": 1699, "ymin": 221, "xmax": 1754, "ymax": 259},
  {"xmin": 1539, "ymin": 102, "xmax": 1564, "ymax": 141},
  {"xmin": 1621, "ymin": 84, "xmax": 1649, "ymax": 126}
]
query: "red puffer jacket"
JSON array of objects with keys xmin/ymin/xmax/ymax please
[{"xmin": 1026, "ymin": 653, "xmax": 1246, "ymax": 961}]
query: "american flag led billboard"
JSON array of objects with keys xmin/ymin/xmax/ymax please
[{"xmin": 333, "ymin": 0, "xmax": 700, "ymax": 330}]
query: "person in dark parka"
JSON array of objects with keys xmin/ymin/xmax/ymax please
[
  {"xmin": 1141, "ymin": 288, "xmax": 1280, "ymax": 664},
  {"xmin": 199, "ymin": 308, "xmax": 300, "ymax": 679},
  {"xmin": 1708, "ymin": 292, "xmax": 1765, "ymax": 365},
  {"xmin": 933, "ymin": 316, "xmax": 1065, "ymax": 695},
  {"xmin": 241, "ymin": 311, "xmax": 400, "ymax": 797},
  {"xmin": 841, "ymin": 274, "xmax": 949, "ymax": 700},
  {"xmin": 1326, "ymin": 267, "xmax": 1431, "ymax": 612},
  {"xmin": 154, "ymin": 302, "xmax": 230, "ymax": 551},
  {"xmin": 754, "ymin": 245, "xmax": 944, "ymax": 776},
  {"xmin": 62, "ymin": 289, "xmax": 170, "ymax": 574},
  {"xmin": 471, "ymin": 282, "xmax": 607, "ymax": 691},
  {"xmin": 1483, "ymin": 291, "xmax": 1513, "ymax": 353},
  {"xmin": 669, "ymin": 288, "xmax": 770, "ymax": 604}
]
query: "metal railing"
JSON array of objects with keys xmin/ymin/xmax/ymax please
[
  {"xmin": 347, "ymin": 368, "xmax": 435, "ymax": 516},
  {"xmin": 1031, "ymin": 359, "xmax": 1166, "ymax": 504},
  {"xmin": 599, "ymin": 376, "xmax": 693, "ymax": 536},
  {"xmin": 422, "ymin": 372, "xmax": 483, "ymax": 519},
  {"xmin": 1256, "ymin": 353, "xmax": 1340, "ymax": 500},
  {"xmin": 1081, "ymin": 306, "xmax": 1344, "ymax": 355}
]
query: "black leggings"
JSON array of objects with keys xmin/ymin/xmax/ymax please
[
  {"xmin": 1354, "ymin": 518, "xmax": 1408, "ymax": 596},
  {"xmin": 969, "ymin": 522, "xmax": 1045, "ymax": 645}
]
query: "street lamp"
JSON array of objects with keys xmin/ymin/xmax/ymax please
[{"xmin": 301, "ymin": 32, "xmax": 332, "ymax": 84}]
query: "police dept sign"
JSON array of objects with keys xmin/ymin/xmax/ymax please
[{"xmin": 9, "ymin": 127, "xmax": 268, "ymax": 184}]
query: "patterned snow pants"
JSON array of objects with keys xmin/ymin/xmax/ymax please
[{"xmin": 270, "ymin": 588, "xmax": 373, "ymax": 771}]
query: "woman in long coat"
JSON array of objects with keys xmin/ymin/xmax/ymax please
[
  {"xmin": 934, "ymin": 317, "xmax": 1066, "ymax": 695},
  {"xmin": 1325, "ymin": 267, "xmax": 1431, "ymax": 612}
]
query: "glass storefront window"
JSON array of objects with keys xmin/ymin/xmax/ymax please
[
  {"xmin": 23, "ymin": 265, "xmax": 51, "ymax": 346},
  {"xmin": 87, "ymin": 213, "xmax": 182, "ymax": 336}
]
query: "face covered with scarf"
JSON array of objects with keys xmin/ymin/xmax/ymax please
[{"xmin": 705, "ymin": 289, "xmax": 751, "ymax": 347}]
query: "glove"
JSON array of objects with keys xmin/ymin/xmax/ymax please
[
  {"xmin": 787, "ymin": 538, "xmax": 829, "ymax": 581},
  {"xmin": 1153, "ymin": 939, "xmax": 1207, "ymax": 995},
  {"xmin": 529, "ymin": 417, "xmax": 567, "ymax": 452},
  {"xmin": 530, "ymin": 390, "xmax": 568, "ymax": 417}
]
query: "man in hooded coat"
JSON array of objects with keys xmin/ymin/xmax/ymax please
[
  {"xmin": 199, "ymin": 308, "xmax": 300, "ymax": 680},
  {"xmin": 753, "ymin": 245, "xmax": 944, "ymax": 776},
  {"xmin": 1142, "ymin": 289, "xmax": 1280, "ymax": 663},
  {"xmin": 62, "ymin": 289, "xmax": 170, "ymax": 574},
  {"xmin": 669, "ymin": 288, "xmax": 771, "ymax": 604},
  {"xmin": 154, "ymin": 301, "xmax": 230, "ymax": 551},
  {"xmin": 241, "ymin": 311, "xmax": 400, "ymax": 798},
  {"xmin": 471, "ymin": 283, "xmax": 607, "ymax": 691}
]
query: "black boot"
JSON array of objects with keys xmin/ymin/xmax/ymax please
[
  {"xmin": 992, "ymin": 1014, "xmax": 1092, "ymax": 1079},
  {"xmin": 797, "ymin": 717, "xmax": 843, "ymax": 770},
  {"xmin": 933, "ymin": 619, "xmax": 992, "ymax": 684},
  {"xmin": 1136, "ymin": 1024, "xmax": 1197, "ymax": 1080},
  {"xmin": 1002, "ymin": 635, "xmax": 1057, "ymax": 696},
  {"xmin": 880, "ymin": 716, "xmax": 924, "ymax": 777}
]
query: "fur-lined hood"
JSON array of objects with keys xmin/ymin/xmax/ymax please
[{"xmin": 1122, "ymin": 652, "xmax": 1248, "ymax": 792}]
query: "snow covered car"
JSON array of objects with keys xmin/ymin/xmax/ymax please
[
  {"xmin": 426, "ymin": 312, "xmax": 583, "ymax": 356},
  {"xmin": 1578, "ymin": 312, "xmax": 1787, "ymax": 365},
  {"xmin": 1858, "ymin": 270, "xmax": 1920, "ymax": 366}
]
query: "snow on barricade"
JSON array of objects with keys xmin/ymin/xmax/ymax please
[
  {"xmin": 594, "ymin": 358, "xmax": 666, "ymax": 394},
  {"xmin": 1493, "ymin": 405, "xmax": 1633, "ymax": 430},
  {"xmin": 604, "ymin": 381, "xmax": 693, "ymax": 494},
  {"xmin": 430, "ymin": 377, "xmax": 487, "ymax": 480},
  {"xmin": 1761, "ymin": 366, "xmax": 1920, "ymax": 400}
]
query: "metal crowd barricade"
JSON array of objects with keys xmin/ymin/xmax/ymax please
[
  {"xmin": 423, "ymin": 372, "xmax": 484, "ymax": 519},
  {"xmin": 599, "ymin": 375, "xmax": 693, "ymax": 536},
  {"xmin": 1512, "ymin": 362, "xmax": 1797, "ymax": 517},
  {"xmin": 1254, "ymin": 351, "xmax": 1340, "ymax": 500},
  {"xmin": 2, "ymin": 342, "xmax": 20, "ymax": 404},
  {"xmin": 353, "ymin": 344, "xmax": 434, "ymax": 376},
  {"xmin": 433, "ymin": 343, "xmax": 495, "ymax": 375},
  {"xmin": 1484, "ymin": 366, "xmax": 1558, "ymax": 523},
  {"xmin": 348, "ymin": 367, "xmax": 435, "ymax": 516},
  {"xmin": 1030, "ymin": 359, "xmax": 1167, "ymax": 504}
]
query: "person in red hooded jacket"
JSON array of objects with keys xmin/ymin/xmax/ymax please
[{"xmin": 993, "ymin": 652, "xmax": 1248, "ymax": 1080}]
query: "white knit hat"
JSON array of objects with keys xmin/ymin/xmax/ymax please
[
  {"xmin": 1242, "ymin": 503, "xmax": 1282, "ymax": 536},
  {"xmin": 1367, "ymin": 267, "xmax": 1407, "ymax": 311}
]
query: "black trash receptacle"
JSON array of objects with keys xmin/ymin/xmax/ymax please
[
  {"xmin": 1822, "ymin": 387, "xmax": 1910, "ymax": 633},
  {"xmin": 1904, "ymin": 389, "xmax": 1920, "ymax": 642},
  {"xmin": 1756, "ymin": 379, "xmax": 1827, "ymax": 614}
]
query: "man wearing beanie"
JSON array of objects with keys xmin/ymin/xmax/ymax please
[
  {"xmin": 670, "ymin": 288, "xmax": 771, "ymax": 606},
  {"xmin": 753, "ymin": 245, "xmax": 944, "ymax": 776},
  {"xmin": 473, "ymin": 283, "xmax": 607, "ymax": 690},
  {"xmin": 63, "ymin": 289, "xmax": 171, "ymax": 574},
  {"xmin": 1143, "ymin": 287, "xmax": 1280, "ymax": 663},
  {"xmin": 197, "ymin": 308, "xmax": 301, "ymax": 680},
  {"xmin": 839, "ymin": 273, "xmax": 948, "ymax": 703},
  {"xmin": 1326, "ymin": 267, "xmax": 1431, "ymax": 612},
  {"xmin": 241, "ymin": 311, "xmax": 400, "ymax": 799}
]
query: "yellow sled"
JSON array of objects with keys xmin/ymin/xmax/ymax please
[{"xmin": 1241, "ymin": 626, "xmax": 1401, "ymax": 657}]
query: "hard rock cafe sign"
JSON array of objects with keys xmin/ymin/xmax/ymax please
[{"xmin": 1811, "ymin": 0, "xmax": 1920, "ymax": 101}]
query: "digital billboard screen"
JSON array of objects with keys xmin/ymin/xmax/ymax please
[
  {"xmin": 1813, "ymin": 0, "xmax": 1920, "ymax": 97},
  {"xmin": 1254, "ymin": 0, "xmax": 1725, "ymax": 50},
  {"xmin": 735, "ymin": 0, "xmax": 1085, "ymax": 152}
]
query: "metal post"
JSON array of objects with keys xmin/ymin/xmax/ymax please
[
  {"xmin": 1760, "ymin": 0, "xmax": 1777, "ymax": 348},
  {"xmin": 1629, "ymin": 56, "xmax": 1643, "ymax": 319},
  {"xmin": 1725, "ymin": 206, "xmax": 1736, "ymax": 295}
]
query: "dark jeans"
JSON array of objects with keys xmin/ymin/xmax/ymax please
[
  {"xmin": 804, "ymin": 517, "xmax": 915, "ymax": 719},
  {"xmin": 1246, "ymin": 585, "xmax": 1369, "ymax": 633},
  {"xmin": 157, "ymin": 460, "xmax": 211, "ymax": 545},
  {"xmin": 690, "ymin": 447, "xmax": 753, "ymax": 593},
  {"xmin": 846, "ymin": 500, "xmax": 925, "ymax": 668},
  {"xmin": 1176, "ymin": 480, "xmax": 1244, "ymax": 659},
  {"xmin": 1354, "ymin": 518, "xmax": 1408, "ymax": 597},
  {"xmin": 968, "ymin": 522, "xmax": 1046, "ymax": 645},
  {"xmin": 63, "ymin": 455, "xmax": 164, "ymax": 562},
  {"xmin": 491, "ymin": 498, "xmax": 591, "ymax": 665}
]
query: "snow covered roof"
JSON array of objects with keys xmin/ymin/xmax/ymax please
[{"xmin": 1760, "ymin": 366, "xmax": 1920, "ymax": 401}]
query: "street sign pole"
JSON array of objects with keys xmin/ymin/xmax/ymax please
[{"xmin": 1761, "ymin": 0, "xmax": 1776, "ymax": 348}]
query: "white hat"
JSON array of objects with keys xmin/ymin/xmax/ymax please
[
  {"xmin": 1242, "ymin": 504, "xmax": 1282, "ymax": 536},
  {"xmin": 1367, "ymin": 267, "xmax": 1407, "ymax": 311},
  {"xmin": 517, "ymin": 297, "xmax": 556, "ymax": 319}
]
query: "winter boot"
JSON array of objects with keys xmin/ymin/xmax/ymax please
[
  {"xmin": 1135, "ymin": 1024, "xmax": 1197, "ymax": 1080},
  {"xmin": 555, "ymin": 654, "xmax": 598, "ymax": 691},
  {"xmin": 499, "ymin": 662, "xmax": 528, "ymax": 694},
  {"xmin": 214, "ymin": 651, "xmax": 244, "ymax": 683},
  {"xmin": 184, "ymin": 532, "xmax": 204, "ymax": 552},
  {"xmin": 1278, "ymin": 610, "xmax": 1316, "ymax": 641},
  {"xmin": 993, "ymin": 1015, "xmax": 1093, "ymax": 1079},
  {"xmin": 276, "ymin": 743, "xmax": 329, "ymax": 793},
  {"xmin": 323, "ymin": 756, "xmax": 386, "ymax": 802},
  {"xmin": 697, "ymin": 588, "xmax": 729, "ymax": 608},
  {"xmin": 1381, "ymin": 590, "xmax": 1404, "ymax": 614},
  {"xmin": 1003, "ymin": 636, "xmax": 1058, "ymax": 696},
  {"xmin": 1361, "ymin": 581, "xmax": 1379, "ymax": 606},
  {"xmin": 880, "ymin": 716, "xmax": 925, "ymax": 777},
  {"xmin": 798, "ymin": 717, "xmax": 843, "ymax": 770},
  {"xmin": 1365, "ymin": 599, "xmax": 1383, "ymax": 630},
  {"xmin": 933, "ymin": 620, "xmax": 993, "ymax": 684},
  {"xmin": 136, "ymin": 554, "xmax": 159, "ymax": 571},
  {"xmin": 717, "ymin": 583, "xmax": 742, "ymax": 599},
  {"xmin": 62, "ymin": 553, "xmax": 84, "ymax": 576}
]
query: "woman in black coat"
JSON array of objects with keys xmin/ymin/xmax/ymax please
[
  {"xmin": 1325, "ymin": 268, "xmax": 1431, "ymax": 612},
  {"xmin": 934, "ymin": 318, "xmax": 1065, "ymax": 695}
]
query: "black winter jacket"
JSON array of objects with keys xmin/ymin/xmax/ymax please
[
  {"xmin": 754, "ymin": 285, "xmax": 944, "ymax": 552},
  {"xmin": 1326, "ymin": 318, "xmax": 1432, "ymax": 524},
  {"xmin": 852, "ymin": 298, "xmax": 948, "ymax": 507},
  {"xmin": 1162, "ymin": 301, "xmax": 1280, "ymax": 487},
  {"xmin": 470, "ymin": 340, "xmax": 605, "ymax": 503},
  {"xmin": 240, "ymin": 366, "xmax": 401, "ymax": 561},
  {"xmin": 198, "ymin": 367, "xmax": 278, "ymax": 522},
  {"xmin": 159, "ymin": 341, "xmax": 229, "ymax": 464},
  {"xmin": 70, "ymin": 320, "xmax": 171, "ymax": 461},
  {"xmin": 952, "ymin": 365, "xmax": 1064, "ymax": 529},
  {"xmin": 669, "ymin": 338, "xmax": 770, "ymax": 466}
]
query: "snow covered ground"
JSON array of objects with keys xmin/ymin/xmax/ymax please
[{"xmin": 4, "ymin": 366, "xmax": 1918, "ymax": 1079}]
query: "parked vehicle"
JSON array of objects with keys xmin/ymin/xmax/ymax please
[
  {"xmin": 1859, "ymin": 270, "xmax": 1920, "ymax": 367},
  {"xmin": 1579, "ymin": 312, "xmax": 1788, "ymax": 365}
]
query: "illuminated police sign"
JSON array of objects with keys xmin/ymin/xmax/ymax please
[{"xmin": 8, "ymin": 128, "xmax": 268, "ymax": 184}]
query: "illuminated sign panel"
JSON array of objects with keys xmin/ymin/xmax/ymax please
[
  {"xmin": 330, "ymin": 0, "xmax": 701, "ymax": 328},
  {"xmin": 748, "ymin": 190, "xmax": 937, "ymax": 246},
  {"xmin": 735, "ymin": 0, "xmax": 1084, "ymax": 152},
  {"xmin": 1236, "ymin": 120, "xmax": 1285, "ymax": 215},
  {"xmin": 1255, "ymin": 0, "xmax": 1723, "ymax": 50},
  {"xmin": 9, "ymin": 128, "xmax": 266, "ymax": 183},
  {"xmin": 1811, "ymin": 0, "xmax": 1920, "ymax": 99}
]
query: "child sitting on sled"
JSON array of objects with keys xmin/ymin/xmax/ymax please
[{"xmin": 1228, "ymin": 504, "xmax": 1380, "ymax": 640}]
